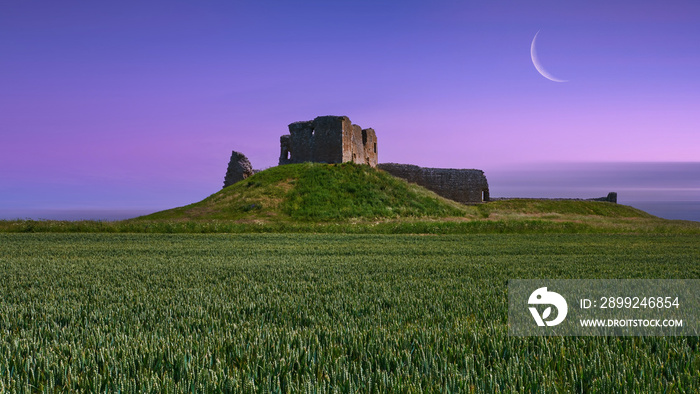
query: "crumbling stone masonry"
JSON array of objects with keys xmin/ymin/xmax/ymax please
[
  {"xmin": 223, "ymin": 150, "xmax": 254, "ymax": 188},
  {"xmin": 223, "ymin": 116, "xmax": 490, "ymax": 203},
  {"xmin": 590, "ymin": 192, "xmax": 618, "ymax": 203},
  {"xmin": 279, "ymin": 115, "xmax": 377, "ymax": 167},
  {"xmin": 378, "ymin": 163, "xmax": 490, "ymax": 203}
]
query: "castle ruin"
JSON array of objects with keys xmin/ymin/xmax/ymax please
[
  {"xmin": 225, "ymin": 115, "xmax": 490, "ymax": 203},
  {"xmin": 275, "ymin": 115, "xmax": 488, "ymax": 203},
  {"xmin": 279, "ymin": 115, "xmax": 377, "ymax": 167},
  {"xmin": 222, "ymin": 116, "xmax": 621, "ymax": 205}
]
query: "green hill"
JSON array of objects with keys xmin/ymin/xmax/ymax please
[
  {"xmin": 138, "ymin": 162, "xmax": 471, "ymax": 222},
  {"xmin": 135, "ymin": 162, "xmax": 661, "ymax": 226},
  {"xmin": 6, "ymin": 162, "xmax": 697, "ymax": 234}
]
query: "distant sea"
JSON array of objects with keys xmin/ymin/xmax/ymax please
[
  {"xmin": 624, "ymin": 201, "xmax": 700, "ymax": 222},
  {"xmin": 0, "ymin": 209, "xmax": 156, "ymax": 222}
]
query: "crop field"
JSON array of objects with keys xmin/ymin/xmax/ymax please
[{"xmin": 0, "ymin": 233, "xmax": 698, "ymax": 392}]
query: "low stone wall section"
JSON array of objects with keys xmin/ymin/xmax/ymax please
[{"xmin": 378, "ymin": 163, "xmax": 489, "ymax": 203}]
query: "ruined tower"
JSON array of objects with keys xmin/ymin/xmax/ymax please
[{"xmin": 278, "ymin": 115, "xmax": 377, "ymax": 167}]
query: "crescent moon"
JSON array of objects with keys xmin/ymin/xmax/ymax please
[{"xmin": 531, "ymin": 31, "xmax": 567, "ymax": 82}]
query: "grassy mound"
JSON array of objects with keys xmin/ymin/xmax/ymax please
[
  {"xmin": 477, "ymin": 199, "xmax": 655, "ymax": 219},
  {"xmin": 138, "ymin": 162, "xmax": 471, "ymax": 222},
  {"xmin": 4, "ymin": 163, "xmax": 697, "ymax": 234}
]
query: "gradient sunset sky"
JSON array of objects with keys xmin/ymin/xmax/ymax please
[{"xmin": 2, "ymin": 0, "xmax": 699, "ymax": 213}]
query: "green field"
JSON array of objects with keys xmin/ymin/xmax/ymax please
[{"xmin": 1, "ymin": 233, "xmax": 698, "ymax": 392}]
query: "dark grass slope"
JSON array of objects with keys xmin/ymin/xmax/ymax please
[{"xmin": 478, "ymin": 199, "xmax": 655, "ymax": 219}]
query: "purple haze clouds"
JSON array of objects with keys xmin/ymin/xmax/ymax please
[{"xmin": 1, "ymin": 1, "xmax": 699, "ymax": 217}]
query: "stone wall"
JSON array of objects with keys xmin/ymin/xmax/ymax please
[
  {"xmin": 378, "ymin": 163, "xmax": 489, "ymax": 203},
  {"xmin": 223, "ymin": 151, "xmax": 254, "ymax": 188},
  {"xmin": 279, "ymin": 115, "xmax": 377, "ymax": 167}
]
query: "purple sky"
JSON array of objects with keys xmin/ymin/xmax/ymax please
[{"xmin": 2, "ymin": 1, "xmax": 699, "ymax": 213}]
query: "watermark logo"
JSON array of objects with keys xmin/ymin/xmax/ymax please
[
  {"xmin": 510, "ymin": 280, "xmax": 697, "ymax": 336},
  {"xmin": 528, "ymin": 287, "xmax": 568, "ymax": 326}
]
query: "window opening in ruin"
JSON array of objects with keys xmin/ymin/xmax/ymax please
[
  {"xmin": 362, "ymin": 130, "xmax": 367, "ymax": 145},
  {"xmin": 374, "ymin": 143, "xmax": 377, "ymax": 153},
  {"xmin": 281, "ymin": 145, "xmax": 291, "ymax": 161}
]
